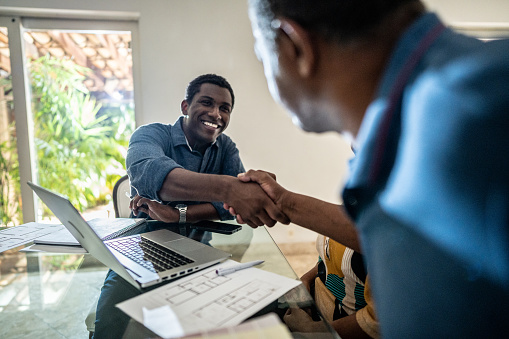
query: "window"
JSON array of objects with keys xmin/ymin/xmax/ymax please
[{"xmin": 0, "ymin": 16, "xmax": 139, "ymax": 225}]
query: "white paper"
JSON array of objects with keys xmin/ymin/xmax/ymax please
[
  {"xmin": 33, "ymin": 218, "xmax": 145, "ymax": 246},
  {"xmin": 142, "ymin": 305, "xmax": 184, "ymax": 338},
  {"xmin": 21, "ymin": 243, "xmax": 88, "ymax": 254},
  {"xmin": 0, "ymin": 222, "xmax": 62, "ymax": 253},
  {"xmin": 184, "ymin": 313, "xmax": 293, "ymax": 339},
  {"xmin": 116, "ymin": 260, "xmax": 301, "ymax": 338}
]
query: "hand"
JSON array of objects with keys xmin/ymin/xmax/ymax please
[
  {"xmin": 224, "ymin": 169, "xmax": 289, "ymax": 226},
  {"xmin": 130, "ymin": 195, "xmax": 178, "ymax": 222},
  {"xmin": 283, "ymin": 307, "xmax": 327, "ymax": 333},
  {"xmin": 238, "ymin": 169, "xmax": 284, "ymax": 202},
  {"xmin": 223, "ymin": 178, "xmax": 289, "ymax": 228},
  {"xmin": 300, "ymin": 264, "xmax": 319, "ymax": 294}
]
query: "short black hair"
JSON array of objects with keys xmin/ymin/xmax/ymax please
[
  {"xmin": 249, "ymin": 0, "xmax": 420, "ymax": 43},
  {"xmin": 185, "ymin": 74, "xmax": 235, "ymax": 108}
]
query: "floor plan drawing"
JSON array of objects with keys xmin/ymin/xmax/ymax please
[{"xmin": 116, "ymin": 260, "xmax": 301, "ymax": 338}]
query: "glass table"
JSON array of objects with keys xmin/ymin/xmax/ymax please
[{"xmin": 0, "ymin": 222, "xmax": 339, "ymax": 338}]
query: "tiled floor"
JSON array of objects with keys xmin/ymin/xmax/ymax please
[
  {"xmin": 1, "ymin": 252, "xmax": 107, "ymax": 339},
  {"xmin": 265, "ymin": 223, "xmax": 319, "ymax": 278},
  {"xmin": 277, "ymin": 242, "xmax": 317, "ymax": 278}
]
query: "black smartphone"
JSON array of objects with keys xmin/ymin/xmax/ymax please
[{"xmin": 189, "ymin": 220, "xmax": 242, "ymax": 235}]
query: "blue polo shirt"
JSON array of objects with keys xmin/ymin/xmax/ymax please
[
  {"xmin": 126, "ymin": 116, "xmax": 245, "ymax": 220},
  {"xmin": 343, "ymin": 12, "xmax": 509, "ymax": 337}
]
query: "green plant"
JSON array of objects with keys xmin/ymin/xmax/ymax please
[
  {"xmin": 29, "ymin": 55, "xmax": 133, "ymax": 215},
  {"xmin": 0, "ymin": 55, "xmax": 133, "ymax": 225},
  {"xmin": 0, "ymin": 123, "xmax": 22, "ymax": 227}
]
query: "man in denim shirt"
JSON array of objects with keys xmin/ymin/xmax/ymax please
[
  {"xmin": 93, "ymin": 74, "xmax": 288, "ymax": 339},
  {"xmin": 127, "ymin": 74, "xmax": 286, "ymax": 226}
]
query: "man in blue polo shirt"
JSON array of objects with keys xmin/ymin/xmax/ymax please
[{"xmin": 241, "ymin": 0, "xmax": 509, "ymax": 337}]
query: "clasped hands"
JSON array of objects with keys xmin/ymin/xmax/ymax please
[
  {"xmin": 130, "ymin": 170, "xmax": 291, "ymax": 228},
  {"xmin": 223, "ymin": 169, "xmax": 290, "ymax": 227}
]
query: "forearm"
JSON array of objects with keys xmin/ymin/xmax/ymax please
[
  {"xmin": 158, "ymin": 168, "xmax": 233, "ymax": 202},
  {"xmin": 160, "ymin": 168, "xmax": 289, "ymax": 227},
  {"xmin": 301, "ymin": 263, "xmax": 319, "ymax": 293},
  {"xmin": 186, "ymin": 204, "xmax": 220, "ymax": 223},
  {"xmin": 134, "ymin": 198, "xmax": 219, "ymax": 223},
  {"xmin": 281, "ymin": 192, "xmax": 361, "ymax": 252}
]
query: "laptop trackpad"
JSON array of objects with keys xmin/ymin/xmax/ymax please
[{"xmin": 163, "ymin": 239, "xmax": 203, "ymax": 253}]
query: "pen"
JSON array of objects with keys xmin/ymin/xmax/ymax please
[{"xmin": 216, "ymin": 260, "xmax": 264, "ymax": 276}]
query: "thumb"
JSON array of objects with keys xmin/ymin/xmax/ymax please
[{"xmin": 237, "ymin": 173, "xmax": 251, "ymax": 182}]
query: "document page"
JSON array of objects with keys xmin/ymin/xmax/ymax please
[
  {"xmin": 116, "ymin": 260, "xmax": 301, "ymax": 338},
  {"xmin": 0, "ymin": 222, "xmax": 62, "ymax": 253},
  {"xmin": 184, "ymin": 313, "xmax": 293, "ymax": 339}
]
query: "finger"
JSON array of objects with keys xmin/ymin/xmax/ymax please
[
  {"xmin": 244, "ymin": 216, "xmax": 264, "ymax": 227},
  {"xmin": 255, "ymin": 210, "xmax": 277, "ymax": 227},
  {"xmin": 235, "ymin": 214, "xmax": 246, "ymax": 224},
  {"xmin": 244, "ymin": 217, "xmax": 263, "ymax": 228},
  {"xmin": 229, "ymin": 206, "xmax": 237, "ymax": 216},
  {"xmin": 240, "ymin": 170, "xmax": 266, "ymax": 185},
  {"xmin": 237, "ymin": 172, "xmax": 251, "ymax": 182},
  {"xmin": 266, "ymin": 171, "xmax": 277, "ymax": 181},
  {"xmin": 136, "ymin": 197, "xmax": 148, "ymax": 207},
  {"xmin": 138, "ymin": 206, "xmax": 149, "ymax": 214},
  {"xmin": 130, "ymin": 195, "xmax": 141, "ymax": 209},
  {"xmin": 265, "ymin": 206, "xmax": 290, "ymax": 225}
]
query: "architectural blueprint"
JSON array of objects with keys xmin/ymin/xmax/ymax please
[{"xmin": 116, "ymin": 259, "xmax": 301, "ymax": 338}]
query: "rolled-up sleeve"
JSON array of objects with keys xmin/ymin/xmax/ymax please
[{"xmin": 126, "ymin": 124, "xmax": 183, "ymax": 201}]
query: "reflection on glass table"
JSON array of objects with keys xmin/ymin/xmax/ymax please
[{"xmin": 0, "ymin": 222, "xmax": 339, "ymax": 339}]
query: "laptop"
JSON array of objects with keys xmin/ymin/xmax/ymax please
[{"xmin": 28, "ymin": 182, "xmax": 231, "ymax": 289}]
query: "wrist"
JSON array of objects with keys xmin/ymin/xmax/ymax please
[
  {"xmin": 220, "ymin": 175, "xmax": 236, "ymax": 203},
  {"xmin": 278, "ymin": 189, "xmax": 293, "ymax": 216},
  {"xmin": 174, "ymin": 204, "xmax": 188, "ymax": 224}
]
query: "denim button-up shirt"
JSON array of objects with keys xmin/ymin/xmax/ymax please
[{"xmin": 126, "ymin": 116, "xmax": 245, "ymax": 220}]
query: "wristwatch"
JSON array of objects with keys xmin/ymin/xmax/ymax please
[{"xmin": 175, "ymin": 204, "xmax": 188, "ymax": 224}]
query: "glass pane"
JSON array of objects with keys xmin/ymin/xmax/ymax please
[
  {"xmin": 23, "ymin": 29, "xmax": 135, "ymax": 222},
  {"xmin": 0, "ymin": 26, "xmax": 22, "ymax": 228}
]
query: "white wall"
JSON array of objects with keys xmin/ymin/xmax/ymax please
[
  {"xmin": 1, "ymin": 0, "xmax": 507, "ymax": 243},
  {"xmin": 423, "ymin": 0, "xmax": 509, "ymax": 23}
]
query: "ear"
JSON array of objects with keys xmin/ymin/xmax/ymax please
[
  {"xmin": 276, "ymin": 18, "xmax": 316, "ymax": 78},
  {"xmin": 181, "ymin": 100, "xmax": 189, "ymax": 115}
]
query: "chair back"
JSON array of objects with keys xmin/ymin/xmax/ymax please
[{"xmin": 113, "ymin": 175, "xmax": 131, "ymax": 218}]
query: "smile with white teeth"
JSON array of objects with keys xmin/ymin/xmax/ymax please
[{"xmin": 202, "ymin": 121, "xmax": 220, "ymax": 128}]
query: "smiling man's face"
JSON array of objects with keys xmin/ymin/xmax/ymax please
[{"xmin": 181, "ymin": 83, "xmax": 232, "ymax": 153}]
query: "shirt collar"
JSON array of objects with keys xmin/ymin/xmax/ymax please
[
  {"xmin": 348, "ymin": 12, "xmax": 443, "ymax": 189},
  {"xmin": 171, "ymin": 116, "xmax": 219, "ymax": 152}
]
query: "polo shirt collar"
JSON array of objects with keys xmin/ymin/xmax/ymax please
[{"xmin": 348, "ymin": 13, "xmax": 443, "ymax": 189}]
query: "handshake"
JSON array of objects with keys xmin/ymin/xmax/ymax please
[{"xmin": 130, "ymin": 169, "xmax": 292, "ymax": 228}]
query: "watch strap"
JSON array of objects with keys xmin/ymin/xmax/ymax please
[{"xmin": 175, "ymin": 204, "xmax": 187, "ymax": 224}]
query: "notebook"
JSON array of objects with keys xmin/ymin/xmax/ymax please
[
  {"xmin": 34, "ymin": 218, "xmax": 146, "ymax": 247},
  {"xmin": 28, "ymin": 182, "xmax": 231, "ymax": 289}
]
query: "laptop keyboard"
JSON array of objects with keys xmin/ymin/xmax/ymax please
[{"xmin": 107, "ymin": 236, "xmax": 195, "ymax": 273}]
